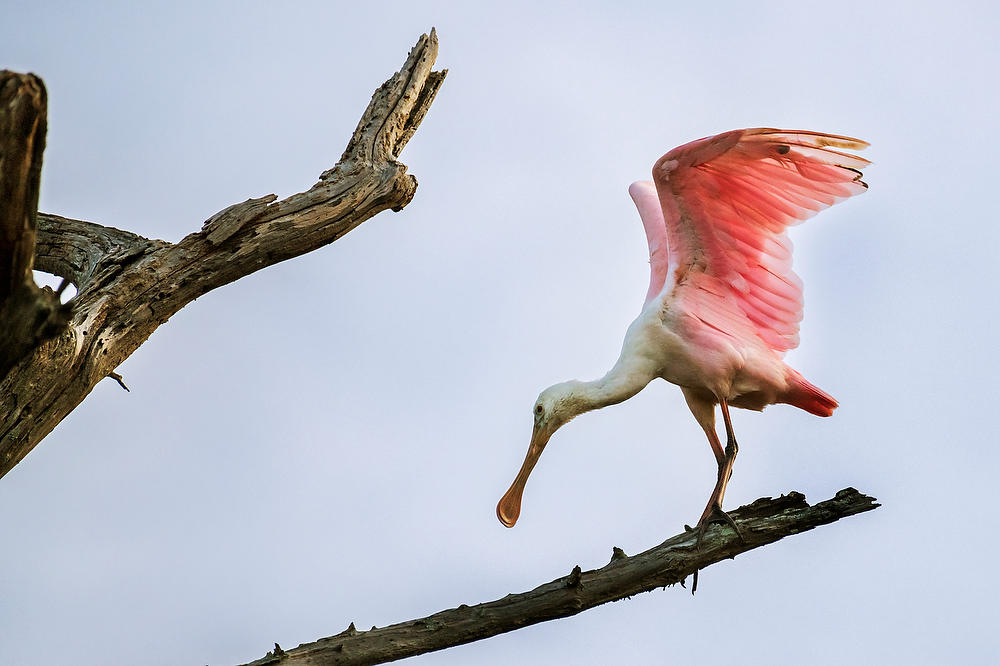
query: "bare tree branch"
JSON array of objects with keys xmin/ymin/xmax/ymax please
[
  {"xmin": 0, "ymin": 71, "xmax": 71, "ymax": 378},
  {"xmin": 0, "ymin": 30, "xmax": 446, "ymax": 478},
  {"xmin": 241, "ymin": 488, "xmax": 879, "ymax": 666}
]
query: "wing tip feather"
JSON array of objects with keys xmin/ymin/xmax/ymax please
[{"xmin": 744, "ymin": 127, "xmax": 870, "ymax": 151}]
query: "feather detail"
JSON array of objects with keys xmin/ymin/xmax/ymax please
[{"xmin": 647, "ymin": 128, "xmax": 868, "ymax": 353}]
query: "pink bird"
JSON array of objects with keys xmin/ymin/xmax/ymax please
[{"xmin": 497, "ymin": 128, "xmax": 869, "ymax": 531}]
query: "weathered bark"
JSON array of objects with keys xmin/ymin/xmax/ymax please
[
  {"xmin": 0, "ymin": 30, "xmax": 446, "ymax": 478},
  {"xmin": 241, "ymin": 488, "xmax": 878, "ymax": 665},
  {"xmin": 0, "ymin": 71, "xmax": 71, "ymax": 379}
]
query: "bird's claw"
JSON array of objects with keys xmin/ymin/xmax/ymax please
[
  {"xmin": 708, "ymin": 505, "xmax": 745, "ymax": 543},
  {"xmin": 692, "ymin": 505, "xmax": 745, "ymax": 550},
  {"xmin": 688, "ymin": 507, "xmax": 744, "ymax": 595}
]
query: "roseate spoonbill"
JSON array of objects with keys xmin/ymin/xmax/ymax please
[{"xmin": 497, "ymin": 128, "xmax": 868, "ymax": 530}]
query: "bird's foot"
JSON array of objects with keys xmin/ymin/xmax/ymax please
[
  {"xmin": 684, "ymin": 507, "xmax": 744, "ymax": 595},
  {"xmin": 704, "ymin": 505, "xmax": 744, "ymax": 543},
  {"xmin": 686, "ymin": 505, "xmax": 745, "ymax": 550}
]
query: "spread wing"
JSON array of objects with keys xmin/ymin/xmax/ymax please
[{"xmin": 641, "ymin": 128, "xmax": 869, "ymax": 352}]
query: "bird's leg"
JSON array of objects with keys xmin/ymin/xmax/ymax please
[
  {"xmin": 681, "ymin": 387, "xmax": 726, "ymax": 469},
  {"xmin": 718, "ymin": 398, "xmax": 739, "ymax": 496},
  {"xmin": 680, "ymin": 397, "xmax": 742, "ymax": 593},
  {"xmin": 695, "ymin": 399, "xmax": 743, "ymax": 542},
  {"xmin": 704, "ymin": 420, "xmax": 725, "ymax": 468}
]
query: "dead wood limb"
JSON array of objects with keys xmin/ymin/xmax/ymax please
[
  {"xmin": 241, "ymin": 488, "xmax": 879, "ymax": 666},
  {"xmin": 0, "ymin": 71, "xmax": 70, "ymax": 378},
  {"xmin": 0, "ymin": 31, "xmax": 445, "ymax": 478},
  {"xmin": 0, "ymin": 71, "xmax": 46, "ymax": 299}
]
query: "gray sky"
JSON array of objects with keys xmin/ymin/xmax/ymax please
[{"xmin": 2, "ymin": 1, "xmax": 997, "ymax": 664}]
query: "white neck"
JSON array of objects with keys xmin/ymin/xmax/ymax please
[{"xmin": 572, "ymin": 355, "xmax": 657, "ymax": 413}]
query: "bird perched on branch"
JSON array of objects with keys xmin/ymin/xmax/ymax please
[{"xmin": 497, "ymin": 128, "xmax": 868, "ymax": 531}]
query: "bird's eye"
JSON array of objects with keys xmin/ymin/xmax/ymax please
[{"xmin": 535, "ymin": 404, "xmax": 544, "ymax": 415}]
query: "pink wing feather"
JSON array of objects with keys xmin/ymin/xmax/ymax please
[
  {"xmin": 644, "ymin": 128, "xmax": 869, "ymax": 353},
  {"xmin": 628, "ymin": 181, "xmax": 670, "ymax": 305}
]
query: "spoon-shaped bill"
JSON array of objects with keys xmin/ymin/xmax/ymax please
[{"xmin": 496, "ymin": 426, "xmax": 551, "ymax": 527}]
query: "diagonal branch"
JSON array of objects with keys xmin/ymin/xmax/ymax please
[
  {"xmin": 241, "ymin": 488, "xmax": 880, "ymax": 666},
  {"xmin": 0, "ymin": 31, "xmax": 446, "ymax": 479}
]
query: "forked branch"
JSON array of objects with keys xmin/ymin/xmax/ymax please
[
  {"xmin": 0, "ymin": 31, "xmax": 446, "ymax": 478},
  {"xmin": 242, "ymin": 488, "xmax": 879, "ymax": 666}
]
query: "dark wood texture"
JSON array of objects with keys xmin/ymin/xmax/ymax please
[{"xmin": 0, "ymin": 71, "xmax": 70, "ymax": 379}]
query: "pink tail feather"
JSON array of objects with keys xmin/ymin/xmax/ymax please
[{"xmin": 783, "ymin": 370, "xmax": 838, "ymax": 417}]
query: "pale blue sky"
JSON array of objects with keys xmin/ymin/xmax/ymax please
[{"xmin": 2, "ymin": 2, "xmax": 998, "ymax": 664}]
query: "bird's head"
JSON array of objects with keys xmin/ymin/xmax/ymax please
[{"xmin": 496, "ymin": 381, "xmax": 588, "ymax": 527}]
